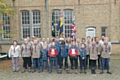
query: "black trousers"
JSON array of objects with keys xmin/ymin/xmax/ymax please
[
  {"xmin": 23, "ymin": 57, "xmax": 31, "ymax": 68},
  {"xmin": 91, "ymin": 60, "xmax": 96, "ymax": 71},
  {"xmin": 98, "ymin": 55, "xmax": 101, "ymax": 68},
  {"xmin": 86, "ymin": 55, "xmax": 91, "ymax": 68},
  {"xmin": 79, "ymin": 57, "xmax": 86, "ymax": 70},
  {"xmin": 59, "ymin": 57, "xmax": 68, "ymax": 69},
  {"xmin": 70, "ymin": 57, "xmax": 78, "ymax": 69}
]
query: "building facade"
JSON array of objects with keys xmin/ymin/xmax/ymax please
[{"xmin": 0, "ymin": 0, "xmax": 120, "ymax": 54}]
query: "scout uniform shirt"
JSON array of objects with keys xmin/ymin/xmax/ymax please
[
  {"xmin": 41, "ymin": 49, "xmax": 48, "ymax": 61},
  {"xmin": 9, "ymin": 45, "xmax": 21, "ymax": 57},
  {"xmin": 60, "ymin": 45, "xmax": 68, "ymax": 58},
  {"xmin": 31, "ymin": 43, "xmax": 41, "ymax": 58},
  {"xmin": 21, "ymin": 43, "xmax": 32, "ymax": 57},
  {"xmin": 86, "ymin": 41, "xmax": 91, "ymax": 55},
  {"xmin": 101, "ymin": 42, "xmax": 112, "ymax": 58},
  {"xmin": 89, "ymin": 44, "xmax": 98, "ymax": 60}
]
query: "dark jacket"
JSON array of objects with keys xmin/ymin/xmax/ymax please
[
  {"xmin": 79, "ymin": 48, "xmax": 86, "ymax": 58},
  {"xmin": 60, "ymin": 45, "xmax": 68, "ymax": 58},
  {"xmin": 41, "ymin": 49, "xmax": 48, "ymax": 61}
]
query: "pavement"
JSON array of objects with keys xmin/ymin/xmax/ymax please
[{"xmin": 0, "ymin": 55, "xmax": 120, "ymax": 80}]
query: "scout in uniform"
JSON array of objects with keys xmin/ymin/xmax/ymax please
[
  {"xmin": 79, "ymin": 43, "xmax": 87, "ymax": 74},
  {"xmin": 48, "ymin": 42, "xmax": 59, "ymax": 73},
  {"xmin": 100, "ymin": 37, "xmax": 112, "ymax": 74},
  {"xmin": 46, "ymin": 38, "xmax": 51, "ymax": 49},
  {"xmin": 89, "ymin": 40, "xmax": 98, "ymax": 74},
  {"xmin": 55, "ymin": 37, "xmax": 61, "ymax": 65},
  {"xmin": 9, "ymin": 40, "xmax": 21, "ymax": 72},
  {"xmin": 76, "ymin": 38, "xmax": 80, "ymax": 68},
  {"xmin": 26, "ymin": 37, "xmax": 33, "ymax": 68},
  {"xmin": 86, "ymin": 36, "xmax": 91, "ymax": 69},
  {"xmin": 68, "ymin": 41, "xmax": 79, "ymax": 74},
  {"xmin": 96, "ymin": 37, "xmax": 101, "ymax": 69},
  {"xmin": 21, "ymin": 39, "xmax": 32, "ymax": 73},
  {"xmin": 41, "ymin": 44, "xmax": 49, "ymax": 72},
  {"xmin": 59, "ymin": 41, "xmax": 69, "ymax": 74},
  {"xmin": 31, "ymin": 39, "xmax": 42, "ymax": 73},
  {"xmin": 40, "ymin": 38, "xmax": 47, "ymax": 49}
]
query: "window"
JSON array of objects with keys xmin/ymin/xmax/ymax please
[
  {"xmin": 64, "ymin": 10, "xmax": 73, "ymax": 37},
  {"xmin": 21, "ymin": 11, "xmax": 30, "ymax": 38},
  {"xmin": 2, "ymin": 13, "xmax": 10, "ymax": 39},
  {"xmin": 53, "ymin": 10, "xmax": 60, "ymax": 36},
  {"xmin": 32, "ymin": 11, "xmax": 41, "ymax": 38},
  {"xmin": 21, "ymin": 10, "xmax": 41, "ymax": 38},
  {"xmin": 101, "ymin": 27, "xmax": 107, "ymax": 37}
]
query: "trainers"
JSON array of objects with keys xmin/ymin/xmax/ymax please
[
  {"xmin": 80, "ymin": 69, "xmax": 82, "ymax": 73},
  {"xmin": 84, "ymin": 70, "xmax": 87, "ymax": 74},
  {"xmin": 66, "ymin": 69, "xmax": 69, "ymax": 73},
  {"xmin": 107, "ymin": 71, "xmax": 112, "ymax": 74},
  {"xmin": 38, "ymin": 69, "xmax": 41, "ymax": 73},
  {"xmin": 13, "ymin": 69, "xmax": 16, "ymax": 72},
  {"xmin": 100, "ymin": 71, "xmax": 104, "ymax": 74},
  {"xmin": 32, "ymin": 69, "xmax": 36, "ymax": 73},
  {"xmin": 49, "ymin": 70, "xmax": 52, "ymax": 73},
  {"xmin": 28, "ymin": 67, "xmax": 31, "ymax": 72},
  {"xmin": 57, "ymin": 70, "xmax": 59, "ymax": 74},
  {"xmin": 75, "ymin": 70, "xmax": 78, "ymax": 74},
  {"xmin": 22, "ymin": 69, "xmax": 26, "ymax": 73}
]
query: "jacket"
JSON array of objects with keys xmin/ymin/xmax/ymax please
[
  {"xmin": 60, "ymin": 45, "xmax": 68, "ymax": 58},
  {"xmin": 9, "ymin": 45, "xmax": 21, "ymax": 57},
  {"xmin": 79, "ymin": 48, "xmax": 86, "ymax": 58}
]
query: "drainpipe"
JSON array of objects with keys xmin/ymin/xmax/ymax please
[{"xmin": 45, "ymin": 0, "xmax": 49, "ymax": 38}]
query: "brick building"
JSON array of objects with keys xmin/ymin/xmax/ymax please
[{"xmin": 0, "ymin": 0, "xmax": 120, "ymax": 54}]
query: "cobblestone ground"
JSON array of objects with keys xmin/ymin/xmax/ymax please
[{"xmin": 0, "ymin": 55, "xmax": 120, "ymax": 80}]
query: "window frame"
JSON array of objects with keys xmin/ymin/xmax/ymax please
[
  {"xmin": 2, "ymin": 13, "xmax": 10, "ymax": 40},
  {"xmin": 21, "ymin": 10, "xmax": 41, "ymax": 39},
  {"xmin": 63, "ymin": 10, "xmax": 73, "ymax": 37},
  {"xmin": 101, "ymin": 27, "xmax": 107, "ymax": 37}
]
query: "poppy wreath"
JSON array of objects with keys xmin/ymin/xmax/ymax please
[
  {"xmin": 48, "ymin": 48, "xmax": 58, "ymax": 57},
  {"xmin": 68, "ymin": 49, "xmax": 78, "ymax": 57}
]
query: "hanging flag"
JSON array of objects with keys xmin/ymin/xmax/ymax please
[
  {"xmin": 51, "ymin": 12, "xmax": 55, "ymax": 37},
  {"xmin": 71, "ymin": 16, "xmax": 76, "ymax": 39},
  {"xmin": 57, "ymin": 12, "xmax": 63, "ymax": 36}
]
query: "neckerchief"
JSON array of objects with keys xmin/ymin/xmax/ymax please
[
  {"xmin": 25, "ymin": 44, "xmax": 27, "ymax": 52},
  {"xmin": 35, "ymin": 44, "xmax": 37, "ymax": 52},
  {"xmin": 13, "ymin": 46, "xmax": 16, "ymax": 53},
  {"xmin": 92, "ymin": 44, "xmax": 95, "ymax": 54},
  {"xmin": 104, "ymin": 43, "xmax": 108, "ymax": 52},
  {"xmin": 81, "ymin": 48, "xmax": 84, "ymax": 57},
  {"xmin": 61, "ymin": 46, "xmax": 65, "ymax": 54},
  {"xmin": 43, "ymin": 49, "xmax": 47, "ymax": 58}
]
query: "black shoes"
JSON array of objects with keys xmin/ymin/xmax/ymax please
[
  {"xmin": 100, "ymin": 71, "xmax": 104, "ymax": 74},
  {"xmin": 107, "ymin": 71, "xmax": 112, "ymax": 74},
  {"xmin": 32, "ymin": 69, "xmax": 36, "ymax": 73}
]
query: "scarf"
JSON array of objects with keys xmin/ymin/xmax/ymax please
[
  {"xmin": 104, "ymin": 43, "xmax": 108, "ymax": 52},
  {"xmin": 81, "ymin": 48, "xmax": 85, "ymax": 57},
  {"xmin": 92, "ymin": 44, "xmax": 95, "ymax": 54}
]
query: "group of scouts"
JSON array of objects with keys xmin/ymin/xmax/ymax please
[{"xmin": 8, "ymin": 36, "xmax": 112, "ymax": 74}]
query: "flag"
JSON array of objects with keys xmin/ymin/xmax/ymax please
[
  {"xmin": 52, "ymin": 12, "xmax": 55, "ymax": 37},
  {"xmin": 71, "ymin": 16, "xmax": 76, "ymax": 39},
  {"xmin": 57, "ymin": 13, "xmax": 63, "ymax": 36}
]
